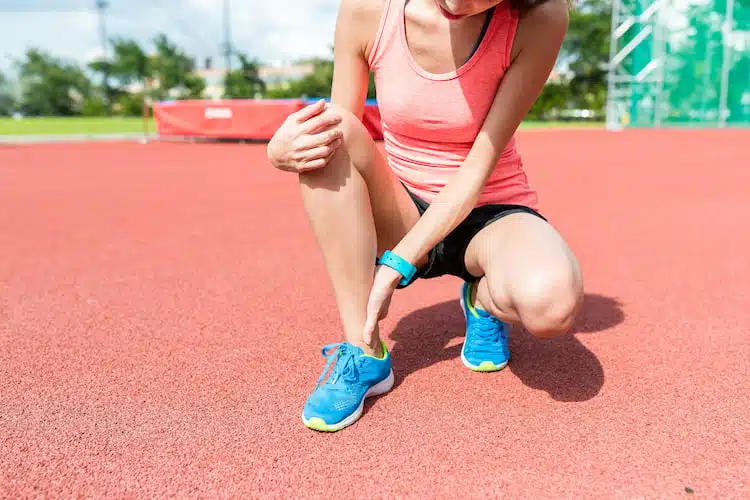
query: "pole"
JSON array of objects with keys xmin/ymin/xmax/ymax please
[
  {"xmin": 605, "ymin": 0, "xmax": 621, "ymax": 130},
  {"xmin": 629, "ymin": 0, "xmax": 647, "ymax": 128},
  {"xmin": 95, "ymin": 0, "xmax": 110, "ymax": 104},
  {"xmin": 96, "ymin": 0, "xmax": 109, "ymax": 59},
  {"xmin": 718, "ymin": 0, "xmax": 735, "ymax": 128},
  {"xmin": 223, "ymin": 0, "xmax": 232, "ymax": 74},
  {"xmin": 654, "ymin": 8, "xmax": 666, "ymax": 128},
  {"xmin": 141, "ymin": 79, "xmax": 151, "ymax": 144}
]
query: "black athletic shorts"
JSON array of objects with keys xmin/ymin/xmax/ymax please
[{"xmin": 399, "ymin": 186, "xmax": 548, "ymax": 287}]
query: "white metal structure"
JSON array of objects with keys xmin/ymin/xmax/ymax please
[{"xmin": 605, "ymin": 0, "xmax": 740, "ymax": 129}]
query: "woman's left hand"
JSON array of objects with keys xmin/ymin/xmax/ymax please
[{"xmin": 362, "ymin": 265, "xmax": 403, "ymax": 347}]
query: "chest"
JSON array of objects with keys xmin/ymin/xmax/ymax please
[
  {"xmin": 374, "ymin": 5, "xmax": 509, "ymax": 143},
  {"xmin": 375, "ymin": 20, "xmax": 506, "ymax": 143},
  {"xmin": 404, "ymin": 5, "xmax": 492, "ymax": 75},
  {"xmin": 375, "ymin": 68, "xmax": 503, "ymax": 143}
]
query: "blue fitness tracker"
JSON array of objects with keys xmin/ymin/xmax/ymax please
[{"xmin": 377, "ymin": 250, "xmax": 417, "ymax": 287}]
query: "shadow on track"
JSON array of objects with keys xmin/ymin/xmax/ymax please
[{"xmin": 386, "ymin": 293, "xmax": 624, "ymax": 402}]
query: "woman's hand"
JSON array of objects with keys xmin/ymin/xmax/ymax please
[
  {"xmin": 267, "ymin": 99, "xmax": 345, "ymax": 173},
  {"xmin": 362, "ymin": 265, "xmax": 403, "ymax": 347}
]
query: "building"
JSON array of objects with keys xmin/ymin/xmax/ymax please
[
  {"xmin": 190, "ymin": 62, "xmax": 316, "ymax": 100},
  {"xmin": 258, "ymin": 62, "xmax": 315, "ymax": 89}
]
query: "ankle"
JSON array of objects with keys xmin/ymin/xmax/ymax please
[{"xmin": 355, "ymin": 340, "xmax": 384, "ymax": 359}]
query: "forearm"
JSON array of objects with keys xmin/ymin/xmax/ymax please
[
  {"xmin": 392, "ymin": 147, "xmax": 496, "ymax": 266},
  {"xmin": 389, "ymin": 0, "xmax": 568, "ymax": 269}
]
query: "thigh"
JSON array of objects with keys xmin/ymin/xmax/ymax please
[
  {"xmin": 333, "ymin": 105, "xmax": 423, "ymax": 258},
  {"xmin": 464, "ymin": 211, "xmax": 582, "ymax": 297},
  {"xmin": 302, "ymin": 105, "xmax": 422, "ymax": 260}
]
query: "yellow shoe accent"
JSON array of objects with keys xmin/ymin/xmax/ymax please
[
  {"xmin": 305, "ymin": 417, "xmax": 334, "ymax": 432},
  {"xmin": 466, "ymin": 282, "xmax": 481, "ymax": 319},
  {"xmin": 473, "ymin": 361, "xmax": 504, "ymax": 372},
  {"xmin": 361, "ymin": 340, "xmax": 389, "ymax": 361}
]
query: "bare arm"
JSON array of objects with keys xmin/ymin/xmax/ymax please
[
  {"xmin": 266, "ymin": 0, "xmax": 383, "ymax": 171},
  {"xmin": 330, "ymin": 0, "xmax": 384, "ymax": 118},
  {"xmin": 391, "ymin": 0, "xmax": 570, "ymax": 266}
]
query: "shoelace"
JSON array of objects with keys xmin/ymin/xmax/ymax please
[
  {"xmin": 314, "ymin": 343, "xmax": 359, "ymax": 391},
  {"xmin": 472, "ymin": 313, "xmax": 508, "ymax": 346}
]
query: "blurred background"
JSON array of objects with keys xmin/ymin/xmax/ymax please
[{"xmin": 0, "ymin": 0, "xmax": 747, "ymax": 136}]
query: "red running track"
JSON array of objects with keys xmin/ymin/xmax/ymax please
[{"xmin": 1, "ymin": 130, "xmax": 748, "ymax": 498}]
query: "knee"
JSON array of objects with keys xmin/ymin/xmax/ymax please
[
  {"xmin": 514, "ymin": 270, "xmax": 583, "ymax": 339},
  {"xmin": 325, "ymin": 104, "xmax": 364, "ymax": 143},
  {"xmin": 298, "ymin": 103, "xmax": 371, "ymax": 179}
]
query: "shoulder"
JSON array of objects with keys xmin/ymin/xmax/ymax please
[
  {"xmin": 517, "ymin": 0, "xmax": 570, "ymax": 32},
  {"xmin": 338, "ymin": 0, "xmax": 387, "ymax": 19},
  {"xmin": 510, "ymin": 0, "xmax": 569, "ymax": 61},
  {"xmin": 336, "ymin": 0, "xmax": 389, "ymax": 58}
]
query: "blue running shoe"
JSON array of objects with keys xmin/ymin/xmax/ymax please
[
  {"xmin": 459, "ymin": 281, "xmax": 510, "ymax": 372},
  {"xmin": 302, "ymin": 341, "xmax": 394, "ymax": 432}
]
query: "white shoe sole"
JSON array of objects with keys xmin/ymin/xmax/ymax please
[
  {"xmin": 302, "ymin": 369, "xmax": 395, "ymax": 432},
  {"xmin": 459, "ymin": 284, "xmax": 509, "ymax": 372}
]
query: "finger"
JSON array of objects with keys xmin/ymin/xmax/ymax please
[
  {"xmin": 303, "ymin": 128, "xmax": 343, "ymax": 149},
  {"xmin": 301, "ymin": 139, "xmax": 341, "ymax": 161},
  {"xmin": 363, "ymin": 312, "xmax": 376, "ymax": 346},
  {"xmin": 299, "ymin": 158, "xmax": 328, "ymax": 171},
  {"xmin": 325, "ymin": 144, "xmax": 339, "ymax": 160},
  {"xmin": 365, "ymin": 290, "xmax": 388, "ymax": 344},
  {"xmin": 302, "ymin": 111, "xmax": 342, "ymax": 134},
  {"xmin": 294, "ymin": 99, "xmax": 326, "ymax": 123},
  {"xmin": 362, "ymin": 294, "xmax": 381, "ymax": 346}
]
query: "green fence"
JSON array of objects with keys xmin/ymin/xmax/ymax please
[{"xmin": 609, "ymin": 0, "xmax": 749, "ymax": 128}]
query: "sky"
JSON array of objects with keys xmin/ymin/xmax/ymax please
[
  {"xmin": 0, "ymin": 0, "xmax": 340, "ymax": 73},
  {"xmin": 2, "ymin": 0, "xmax": 742, "ymax": 75}
]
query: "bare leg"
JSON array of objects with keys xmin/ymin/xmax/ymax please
[
  {"xmin": 298, "ymin": 105, "xmax": 422, "ymax": 355},
  {"xmin": 464, "ymin": 212, "xmax": 584, "ymax": 339}
]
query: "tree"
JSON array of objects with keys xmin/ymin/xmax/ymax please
[
  {"xmin": 16, "ymin": 49, "xmax": 93, "ymax": 116},
  {"xmin": 264, "ymin": 56, "xmax": 377, "ymax": 100},
  {"xmin": 88, "ymin": 38, "xmax": 151, "ymax": 112},
  {"xmin": 0, "ymin": 71, "xmax": 17, "ymax": 116},
  {"xmin": 87, "ymin": 35, "xmax": 207, "ymax": 115},
  {"xmin": 100, "ymin": 37, "xmax": 151, "ymax": 87},
  {"xmin": 264, "ymin": 57, "xmax": 332, "ymax": 99},
  {"xmin": 527, "ymin": 81, "xmax": 572, "ymax": 120},
  {"xmin": 223, "ymin": 53, "xmax": 266, "ymax": 98},
  {"xmin": 87, "ymin": 58, "xmax": 113, "ymax": 107},
  {"xmin": 150, "ymin": 34, "xmax": 204, "ymax": 99},
  {"xmin": 559, "ymin": 0, "xmax": 612, "ymax": 112}
]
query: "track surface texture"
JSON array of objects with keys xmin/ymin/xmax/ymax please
[{"xmin": 1, "ymin": 130, "xmax": 748, "ymax": 498}]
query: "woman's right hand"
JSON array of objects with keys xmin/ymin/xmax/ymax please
[{"xmin": 267, "ymin": 99, "xmax": 344, "ymax": 173}]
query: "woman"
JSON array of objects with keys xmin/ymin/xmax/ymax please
[{"xmin": 267, "ymin": 0, "xmax": 584, "ymax": 432}]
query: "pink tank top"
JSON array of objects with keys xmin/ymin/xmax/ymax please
[{"xmin": 368, "ymin": 0, "xmax": 538, "ymax": 208}]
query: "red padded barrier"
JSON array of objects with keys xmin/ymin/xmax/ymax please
[
  {"xmin": 153, "ymin": 99, "xmax": 384, "ymax": 141},
  {"xmin": 153, "ymin": 99, "xmax": 305, "ymax": 140}
]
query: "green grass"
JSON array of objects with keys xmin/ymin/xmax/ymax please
[
  {"xmin": 520, "ymin": 120, "xmax": 603, "ymax": 129},
  {"xmin": 0, "ymin": 117, "xmax": 155, "ymax": 136},
  {"xmin": 0, "ymin": 116, "xmax": 602, "ymax": 136}
]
